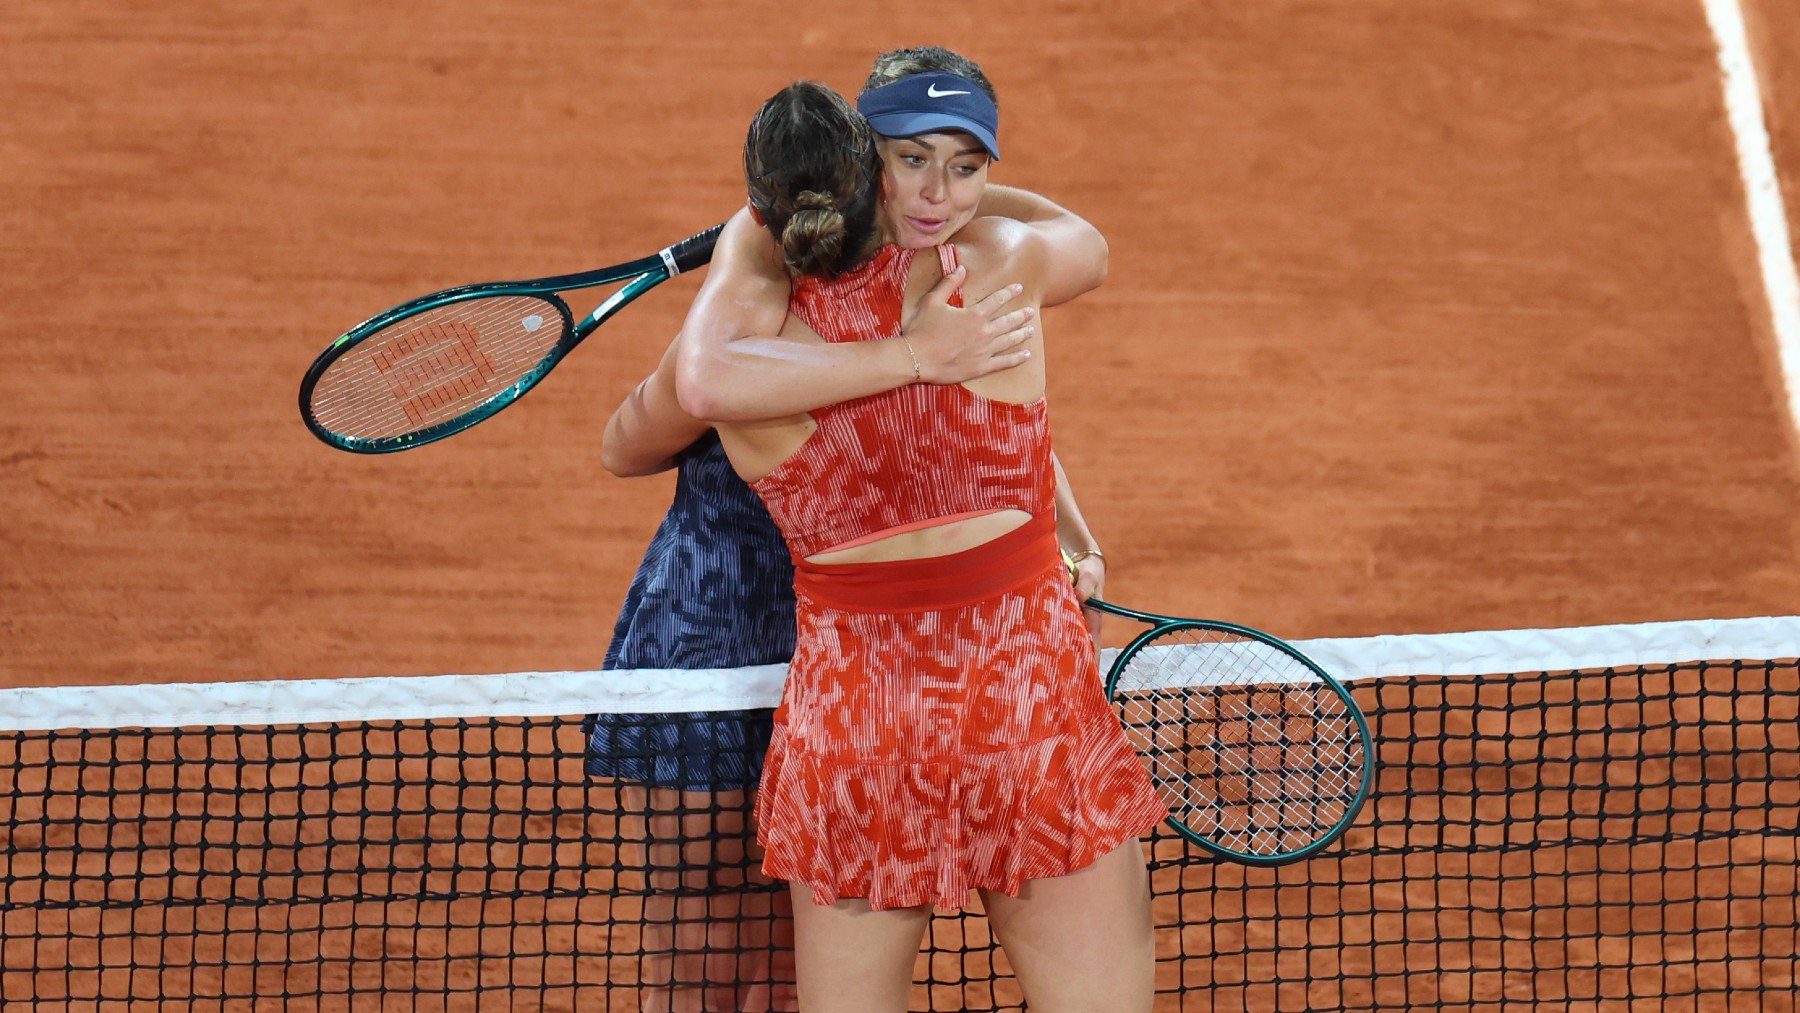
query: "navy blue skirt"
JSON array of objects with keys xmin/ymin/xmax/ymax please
[{"xmin": 586, "ymin": 433, "xmax": 796, "ymax": 791}]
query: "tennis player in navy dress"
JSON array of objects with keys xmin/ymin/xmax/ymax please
[
  {"xmin": 587, "ymin": 430, "xmax": 795, "ymax": 790},
  {"xmin": 585, "ymin": 430, "xmax": 800, "ymax": 1011}
]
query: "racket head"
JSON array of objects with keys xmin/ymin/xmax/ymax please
[
  {"xmin": 1104, "ymin": 617, "xmax": 1375, "ymax": 865},
  {"xmin": 300, "ymin": 270, "xmax": 668, "ymax": 453},
  {"xmin": 299, "ymin": 221, "xmax": 724, "ymax": 455}
]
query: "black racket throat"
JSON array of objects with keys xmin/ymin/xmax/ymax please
[
  {"xmin": 1086, "ymin": 597, "xmax": 1274, "ymax": 647},
  {"xmin": 442, "ymin": 222, "xmax": 720, "ymax": 297},
  {"xmin": 1085, "ymin": 597, "xmax": 1188, "ymax": 625}
]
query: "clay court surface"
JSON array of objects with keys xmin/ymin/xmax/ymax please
[
  {"xmin": 3, "ymin": 1, "xmax": 1799, "ymax": 1009},
  {"xmin": 4, "ymin": 0, "xmax": 1800, "ymax": 687}
]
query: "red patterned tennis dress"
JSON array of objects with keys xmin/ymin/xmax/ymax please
[{"xmin": 750, "ymin": 243, "xmax": 1166, "ymax": 912}]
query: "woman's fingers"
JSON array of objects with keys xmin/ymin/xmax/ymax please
[
  {"xmin": 970, "ymin": 307, "xmax": 1034, "ymax": 375},
  {"xmin": 923, "ymin": 265, "xmax": 968, "ymax": 307},
  {"xmin": 1082, "ymin": 603, "xmax": 1103, "ymax": 642},
  {"xmin": 971, "ymin": 282, "xmax": 1024, "ymax": 318},
  {"xmin": 975, "ymin": 347, "xmax": 1033, "ymax": 376},
  {"xmin": 985, "ymin": 307, "xmax": 1036, "ymax": 343},
  {"xmin": 903, "ymin": 279, "xmax": 1036, "ymax": 382},
  {"xmin": 1074, "ymin": 561, "xmax": 1103, "ymax": 602},
  {"xmin": 1075, "ymin": 560, "xmax": 1105, "ymax": 641}
]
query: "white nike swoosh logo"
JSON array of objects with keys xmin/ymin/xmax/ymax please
[{"xmin": 927, "ymin": 84, "xmax": 971, "ymax": 98}]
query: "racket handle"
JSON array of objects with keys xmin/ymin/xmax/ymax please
[{"xmin": 661, "ymin": 222, "xmax": 726, "ymax": 276}]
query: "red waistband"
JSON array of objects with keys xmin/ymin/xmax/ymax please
[{"xmin": 792, "ymin": 512, "xmax": 1062, "ymax": 613}]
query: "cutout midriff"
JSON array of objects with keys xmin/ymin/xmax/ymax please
[{"xmin": 803, "ymin": 509, "xmax": 1034, "ymax": 566}]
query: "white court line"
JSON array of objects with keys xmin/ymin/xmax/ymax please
[{"xmin": 1702, "ymin": 0, "xmax": 1800, "ymax": 432}]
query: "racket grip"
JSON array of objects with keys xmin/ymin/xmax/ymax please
[{"xmin": 661, "ymin": 222, "xmax": 726, "ymax": 276}]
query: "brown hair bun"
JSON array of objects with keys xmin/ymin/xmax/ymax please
[
  {"xmin": 743, "ymin": 82, "xmax": 881, "ymax": 279},
  {"xmin": 781, "ymin": 191, "xmax": 846, "ymax": 275}
]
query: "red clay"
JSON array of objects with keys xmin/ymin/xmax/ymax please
[
  {"xmin": 3, "ymin": 1, "xmax": 1798, "ymax": 689},
  {"xmin": 3, "ymin": 2, "xmax": 1798, "ymax": 1009}
]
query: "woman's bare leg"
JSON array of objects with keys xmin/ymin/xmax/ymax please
[
  {"xmin": 634, "ymin": 787, "xmax": 799, "ymax": 1012},
  {"xmin": 788, "ymin": 884, "xmax": 933, "ymax": 1013},
  {"xmin": 980, "ymin": 839, "xmax": 1155, "ymax": 1013}
]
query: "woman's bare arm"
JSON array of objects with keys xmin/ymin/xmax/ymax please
[
  {"xmin": 1052, "ymin": 452, "xmax": 1108, "ymax": 639},
  {"xmin": 607, "ymin": 210, "xmax": 977, "ymax": 471},
  {"xmin": 600, "ymin": 337, "xmax": 707, "ymax": 478},
  {"xmin": 673, "ymin": 208, "xmax": 1037, "ymax": 423},
  {"xmin": 975, "ymin": 185, "xmax": 1109, "ymax": 308},
  {"xmin": 612, "ymin": 184, "xmax": 1094, "ymax": 461}
]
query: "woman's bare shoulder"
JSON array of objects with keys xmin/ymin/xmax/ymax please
[{"xmin": 951, "ymin": 216, "xmax": 1049, "ymax": 284}]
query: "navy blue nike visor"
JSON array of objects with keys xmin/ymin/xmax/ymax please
[{"xmin": 857, "ymin": 72, "xmax": 1001, "ymax": 160}]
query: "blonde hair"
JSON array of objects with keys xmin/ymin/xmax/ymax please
[{"xmin": 862, "ymin": 46, "xmax": 998, "ymax": 107}]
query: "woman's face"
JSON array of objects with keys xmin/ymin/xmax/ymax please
[{"xmin": 876, "ymin": 131, "xmax": 991, "ymax": 248}]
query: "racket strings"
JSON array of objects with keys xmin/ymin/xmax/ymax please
[
  {"xmin": 310, "ymin": 295, "xmax": 567, "ymax": 440},
  {"xmin": 1114, "ymin": 627, "xmax": 1366, "ymax": 858}
]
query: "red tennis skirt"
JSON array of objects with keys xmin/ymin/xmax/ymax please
[{"xmin": 755, "ymin": 513, "xmax": 1167, "ymax": 912}]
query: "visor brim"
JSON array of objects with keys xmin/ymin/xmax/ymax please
[{"xmin": 864, "ymin": 112, "xmax": 1001, "ymax": 161}]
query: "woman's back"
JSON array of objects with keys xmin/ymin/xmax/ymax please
[
  {"xmin": 604, "ymin": 432, "xmax": 795, "ymax": 670},
  {"xmin": 719, "ymin": 219, "xmax": 1057, "ymax": 566}
]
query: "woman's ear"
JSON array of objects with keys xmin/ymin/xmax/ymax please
[{"xmin": 746, "ymin": 200, "xmax": 765, "ymax": 227}]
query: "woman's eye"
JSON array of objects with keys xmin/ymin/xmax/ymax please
[{"xmin": 903, "ymin": 155, "xmax": 926, "ymax": 166}]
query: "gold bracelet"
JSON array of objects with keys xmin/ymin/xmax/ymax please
[
  {"xmin": 1061, "ymin": 547, "xmax": 1103, "ymax": 584},
  {"xmin": 901, "ymin": 338, "xmax": 923, "ymax": 382}
]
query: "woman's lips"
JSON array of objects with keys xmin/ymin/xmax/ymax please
[{"xmin": 906, "ymin": 216, "xmax": 947, "ymax": 235}]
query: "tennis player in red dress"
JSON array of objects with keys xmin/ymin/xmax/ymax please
[
  {"xmin": 601, "ymin": 48, "xmax": 1140, "ymax": 1012},
  {"xmin": 686, "ymin": 77, "xmax": 1167, "ymax": 1012}
]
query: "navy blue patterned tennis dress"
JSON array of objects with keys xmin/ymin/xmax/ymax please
[{"xmin": 585, "ymin": 431, "xmax": 796, "ymax": 790}]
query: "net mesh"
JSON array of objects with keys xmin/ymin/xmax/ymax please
[{"xmin": 1, "ymin": 619, "xmax": 1796, "ymax": 1011}]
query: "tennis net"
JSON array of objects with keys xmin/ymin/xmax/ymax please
[{"xmin": 1, "ymin": 617, "xmax": 1795, "ymax": 1010}]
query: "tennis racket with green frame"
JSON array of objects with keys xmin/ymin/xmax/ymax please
[
  {"xmin": 300, "ymin": 223, "xmax": 723, "ymax": 454},
  {"xmin": 1071, "ymin": 561, "xmax": 1375, "ymax": 865}
]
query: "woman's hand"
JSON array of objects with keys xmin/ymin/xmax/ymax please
[
  {"xmin": 1068, "ymin": 550, "xmax": 1106, "ymax": 643},
  {"xmin": 902, "ymin": 268, "xmax": 1036, "ymax": 384}
]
